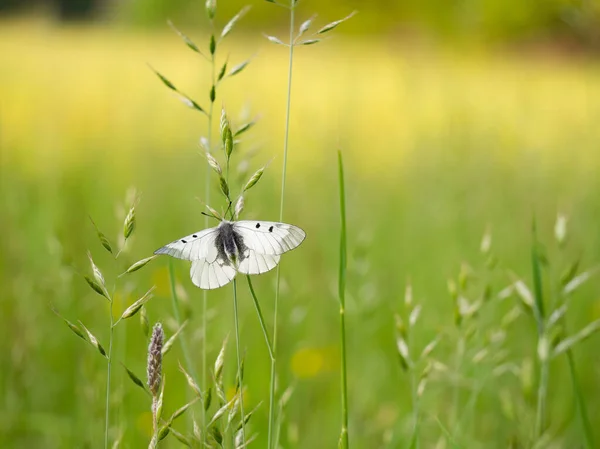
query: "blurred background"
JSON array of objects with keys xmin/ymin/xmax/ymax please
[{"xmin": 2, "ymin": 0, "xmax": 600, "ymax": 448}]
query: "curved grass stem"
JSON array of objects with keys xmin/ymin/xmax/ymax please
[{"xmin": 247, "ymin": 276, "xmax": 274, "ymax": 360}]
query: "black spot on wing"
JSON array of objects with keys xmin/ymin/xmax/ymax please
[{"xmin": 256, "ymin": 223, "xmax": 260, "ymax": 229}]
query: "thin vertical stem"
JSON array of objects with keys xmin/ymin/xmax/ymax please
[
  {"xmin": 409, "ymin": 369, "xmax": 420, "ymax": 448},
  {"xmin": 104, "ymin": 298, "xmax": 114, "ymax": 449},
  {"xmin": 269, "ymin": 2, "xmax": 295, "ymax": 448},
  {"xmin": 407, "ymin": 320, "xmax": 420, "ymax": 448},
  {"xmin": 531, "ymin": 220, "xmax": 548, "ymax": 439},
  {"xmin": 202, "ymin": 27, "xmax": 217, "ymax": 440},
  {"xmin": 451, "ymin": 335, "xmax": 465, "ymax": 434},
  {"xmin": 232, "ymin": 279, "xmax": 247, "ymax": 446},
  {"xmin": 151, "ymin": 396, "xmax": 159, "ymax": 445},
  {"xmin": 337, "ymin": 150, "xmax": 349, "ymax": 448},
  {"xmin": 535, "ymin": 357, "xmax": 549, "ymax": 437}
]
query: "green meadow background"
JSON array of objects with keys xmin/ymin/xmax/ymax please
[{"xmin": 1, "ymin": 1, "xmax": 600, "ymax": 448}]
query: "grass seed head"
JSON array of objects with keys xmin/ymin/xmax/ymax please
[
  {"xmin": 122, "ymin": 255, "xmax": 157, "ymax": 275},
  {"xmin": 147, "ymin": 323, "xmax": 164, "ymax": 396},
  {"xmin": 205, "ymin": 0, "xmax": 216, "ymax": 20},
  {"xmin": 242, "ymin": 166, "xmax": 266, "ymax": 192},
  {"xmin": 219, "ymin": 175, "xmax": 230, "ymax": 198},
  {"xmin": 123, "ymin": 205, "xmax": 136, "ymax": 240},
  {"xmin": 206, "ymin": 152, "xmax": 223, "ymax": 175},
  {"xmin": 89, "ymin": 216, "xmax": 113, "ymax": 254},
  {"xmin": 179, "ymin": 361, "xmax": 202, "ymax": 397},
  {"xmin": 214, "ymin": 335, "xmax": 228, "ymax": 381},
  {"xmin": 234, "ymin": 196, "xmax": 244, "ymax": 219},
  {"xmin": 480, "ymin": 226, "xmax": 492, "ymax": 255},
  {"xmin": 404, "ymin": 280, "xmax": 413, "ymax": 308},
  {"xmin": 554, "ymin": 213, "xmax": 568, "ymax": 246}
]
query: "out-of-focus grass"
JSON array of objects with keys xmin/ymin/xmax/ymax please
[{"xmin": 1, "ymin": 19, "xmax": 600, "ymax": 448}]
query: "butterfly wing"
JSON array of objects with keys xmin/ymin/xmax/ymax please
[
  {"xmin": 154, "ymin": 227, "xmax": 219, "ymax": 261},
  {"xmin": 237, "ymin": 251, "xmax": 280, "ymax": 275},
  {"xmin": 190, "ymin": 258, "xmax": 236, "ymax": 289},
  {"xmin": 233, "ymin": 221, "xmax": 306, "ymax": 256}
]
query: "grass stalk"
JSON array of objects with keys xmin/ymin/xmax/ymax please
[
  {"xmin": 531, "ymin": 220, "xmax": 548, "ymax": 439},
  {"xmin": 409, "ymin": 366, "xmax": 420, "ymax": 448},
  {"xmin": 151, "ymin": 396, "xmax": 159, "ymax": 444},
  {"xmin": 104, "ymin": 297, "xmax": 114, "ymax": 449},
  {"xmin": 246, "ymin": 276, "xmax": 274, "ymax": 360},
  {"xmin": 269, "ymin": 2, "xmax": 296, "ymax": 448},
  {"xmin": 337, "ymin": 150, "xmax": 349, "ymax": 448},
  {"xmin": 451, "ymin": 336, "xmax": 464, "ymax": 429},
  {"xmin": 535, "ymin": 357, "xmax": 549, "ymax": 438},
  {"xmin": 232, "ymin": 279, "xmax": 247, "ymax": 446},
  {"xmin": 201, "ymin": 17, "xmax": 217, "ymax": 440}
]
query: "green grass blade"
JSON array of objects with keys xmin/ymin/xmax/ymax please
[
  {"xmin": 232, "ymin": 279, "xmax": 247, "ymax": 446},
  {"xmin": 337, "ymin": 150, "xmax": 349, "ymax": 449},
  {"xmin": 531, "ymin": 217, "xmax": 545, "ymax": 330},
  {"xmin": 531, "ymin": 217, "xmax": 549, "ymax": 439},
  {"xmin": 246, "ymin": 276, "xmax": 274, "ymax": 360},
  {"xmin": 269, "ymin": 2, "xmax": 296, "ymax": 448}
]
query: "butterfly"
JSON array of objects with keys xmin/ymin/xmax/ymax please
[{"xmin": 154, "ymin": 220, "xmax": 306, "ymax": 289}]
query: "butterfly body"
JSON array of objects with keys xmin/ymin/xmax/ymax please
[
  {"xmin": 214, "ymin": 220, "xmax": 248, "ymax": 266},
  {"xmin": 154, "ymin": 219, "xmax": 305, "ymax": 290}
]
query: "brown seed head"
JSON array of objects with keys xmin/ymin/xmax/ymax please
[{"xmin": 147, "ymin": 323, "xmax": 164, "ymax": 396}]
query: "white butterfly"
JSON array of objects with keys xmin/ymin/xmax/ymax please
[{"xmin": 154, "ymin": 220, "xmax": 306, "ymax": 289}]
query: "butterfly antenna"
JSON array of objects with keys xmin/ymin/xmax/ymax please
[
  {"xmin": 224, "ymin": 200, "xmax": 233, "ymax": 220},
  {"xmin": 201, "ymin": 212, "xmax": 220, "ymax": 222}
]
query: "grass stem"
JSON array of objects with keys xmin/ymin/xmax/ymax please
[
  {"xmin": 269, "ymin": 2, "xmax": 296, "ymax": 448},
  {"xmin": 232, "ymin": 279, "xmax": 247, "ymax": 446},
  {"xmin": 104, "ymin": 297, "xmax": 114, "ymax": 449},
  {"xmin": 409, "ymin": 364, "xmax": 420, "ymax": 448},
  {"xmin": 246, "ymin": 276, "xmax": 274, "ymax": 360},
  {"xmin": 201, "ymin": 27, "xmax": 217, "ymax": 441},
  {"xmin": 337, "ymin": 150, "xmax": 349, "ymax": 448},
  {"xmin": 531, "ymin": 220, "xmax": 548, "ymax": 439}
]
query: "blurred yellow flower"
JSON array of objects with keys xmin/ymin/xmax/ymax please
[{"xmin": 291, "ymin": 347, "xmax": 325, "ymax": 378}]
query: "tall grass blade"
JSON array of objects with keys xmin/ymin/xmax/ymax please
[
  {"xmin": 531, "ymin": 219, "xmax": 548, "ymax": 439},
  {"xmin": 232, "ymin": 279, "xmax": 247, "ymax": 446},
  {"xmin": 269, "ymin": 2, "xmax": 296, "ymax": 448},
  {"xmin": 105, "ymin": 291, "xmax": 115, "ymax": 448},
  {"xmin": 337, "ymin": 150, "xmax": 349, "ymax": 449},
  {"xmin": 246, "ymin": 276, "xmax": 274, "ymax": 360}
]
